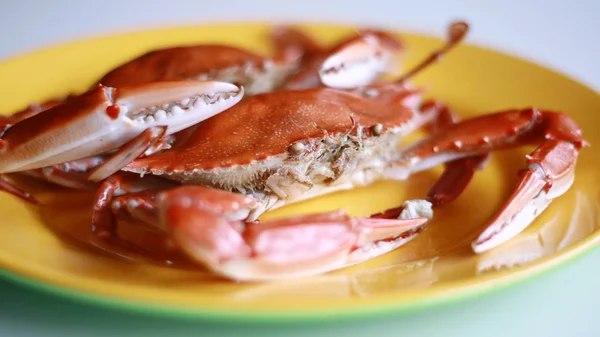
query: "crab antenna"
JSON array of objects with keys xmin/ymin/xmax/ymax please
[{"xmin": 396, "ymin": 21, "xmax": 469, "ymax": 84}]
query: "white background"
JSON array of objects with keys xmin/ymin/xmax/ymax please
[{"xmin": 0, "ymin": 1, "xmax": 599, "ymax": 336}]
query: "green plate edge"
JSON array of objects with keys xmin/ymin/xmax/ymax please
[{"xmin": 0, "ymin": 21, "xmax": 599, "ymax": 324}]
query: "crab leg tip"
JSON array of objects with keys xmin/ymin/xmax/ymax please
[
  {"xmin": 470, "ymin": 172, "xmax": 560, "ymax": 254},
  {"xmin": 471, "ymin": 140, "xmax": 579, "ymax": 254}
]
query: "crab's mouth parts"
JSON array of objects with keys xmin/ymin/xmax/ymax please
[{"xmin": 127, "ymin": 90, "xmax": 241, "ymax": 124}]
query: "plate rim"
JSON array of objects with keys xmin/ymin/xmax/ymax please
[
  {"xmin": 1, "ymin": 21, "xmax": 599, "ymax": 323},
  {"xmin": 1, "ymin": 232, "xmax": 599, "ymax": 324}
]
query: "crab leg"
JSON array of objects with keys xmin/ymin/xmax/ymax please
[
  {"xmin": 419, "ymin": 100, "xmax": 490, "ymax": 206},
  {"xmin": 92, "ymin": 173, "xmax": 176, "ymax": 237},
  {"xmin": 86, "ymin": 126, "xmax": 168, "ymax": 182},
  {"xmin": 472, "ymin": 139, "xmax": 578, "ymax": 253},
  {"xmin": 20, "ymin": 131, "xmax": 176, "ymax": 190},
  {"xmin": 398, "ymin": 108, "xmax": 586, "ymax": 253},
  {"xmin": 22, "ymin": 168, "xmax": 96, "ymax": 191},
  {"xmin": 366, "ymin": 100, "xmax": 489, "ymax": 219},
  {"xmin": 26, "ymin": 126, "xmax": 172, "ymax": 185},
  {"xmin": 111, "ymin": 189, "xmax": 164, "ymax": 232},
  {"xmin": 90, "ymin": 172, "xmax": 177, "ymax": 260},
  {"xmin": 425, "ymin": 155, "xmax": 489, "ymax": 206}
]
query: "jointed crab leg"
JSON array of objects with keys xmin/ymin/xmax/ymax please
[
  {"xmin": 472, "ymin": 139, "xmax": 579, "ymax": 253},
  {"xmin": 394, "ymin": 21, "xmax": 468, "ymax": 85},
  {"xmin": 425, "ymin": 155, "xmax": 489, "ymax": 207},
  {"xmin": 20, "ymin": 155, "xmax": 106, "ymax": 190},
  {"xmin": 156, "ymin": 186, "xmax": 431, "ymax": 281},
  {"xmin": 366, "ymin": 100, "xmax": 488, "ymax": 221},
  {"xmin": 86, "ymin": 126, "xmax": 168, "ymax": 182},
  {"xmin": 316, "ymin": 21, "xmax": 585, "ymax": 254},
  {"xmin": 89, "ymin": 174, "xmax": 432, "ymax": 280},
  {"xmin": 398, "ymin": 108, "xmax": 586, "ymax": 253},
  {"xmin": 90, "ymin": 172, "xmax": 178, "ymax": 261},
  {"xmin": 418, "ymin": 100, "xmax": 490, "ymax": 206},
  {"xmin": 18, "ymin": 131, "xmax": 178, "ymax": 190}
]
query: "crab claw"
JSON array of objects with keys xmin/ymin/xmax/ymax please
[
  {"xmin": 157, "ymin": 186, "xmax": 430, "ymax": 281},
  {"xmin": 472, "ymin": 140, "xmax": 579, "ymax": 253},
  {"xmin": 318, "ymin": 32, "xmax": 402, "ymax": 89},
  {"xmin": 0, "ymin": 81, "xmax": 243, "ymax": 174}
]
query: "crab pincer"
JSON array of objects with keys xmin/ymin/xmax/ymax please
[
  {"xmin": 272, "ymin": 26, "xmax": 404, "ymax": 90},
  {"xmin": 0, "ymin": 80, "xmax": 244, "ymax": 202},
  {"xmin": 154, "ymin": 186, "xmax": 430, "ymax": 281}
]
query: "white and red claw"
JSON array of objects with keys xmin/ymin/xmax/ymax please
[
  {"xmin": 0, "ymin": 80, "xmax": 243, "ymax": 202},
  {"xmin": 0, "ymin": 80, "xmax": 243, "ymax": 174},
  {"xmin": 156, "ymin": 186, "xmax": 431, "ymax": 281},
  {"xmin": 472, "ymin": 139, "xmax": 581, "ymax": 253}
]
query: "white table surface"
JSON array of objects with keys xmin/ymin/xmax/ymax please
[{"xmin": 0, "ymin": 1, "xmax": 598, "ymax": 336}]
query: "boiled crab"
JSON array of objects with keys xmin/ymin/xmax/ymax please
[
  {"xmin": 77, "ymin": 21, "xmax": 588, "ymax": 282},
  {"xmin": 0, "ymin": 21, "xmax": 586, "ymax": 282}
]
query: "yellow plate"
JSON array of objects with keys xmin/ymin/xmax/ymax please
[{"xmin": 0, "ymin": 23, "xmax": 599, "ymax": 323}]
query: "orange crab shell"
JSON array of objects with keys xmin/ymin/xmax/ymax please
[
  {"xmin": 97, "ymin": 45, "xmax": 295, "ymax": 88},
  {"xmin": 124, "ymin": 87, "xmax": 424, "ymax": 174}
]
